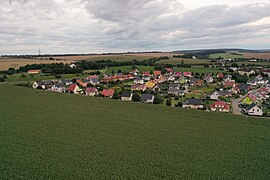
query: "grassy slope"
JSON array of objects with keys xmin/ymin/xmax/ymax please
[
  {"xmin": 0, "ymin": 84, "xmax": 270, "ymax": 179},
  {"xmin": 209, "ymin": 53, "xmax": 243, "ymax": 59}
]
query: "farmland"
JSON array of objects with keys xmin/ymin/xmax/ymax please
[
  {"xmin": 243, "ymin": 53, "xmax": 270, "ymax": 60},
  {"xmin": 158, "ymin": 58, "xmax": 212, "ymax": 65},
  {"xmin": 209, "ymin": 53, "xmax": 243, "ymax": 59},
  {"xmin": 0, "ymin": 84, "xmax": 270, "ymax": 179}
]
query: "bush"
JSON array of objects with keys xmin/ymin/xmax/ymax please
[
  {"xmin": 153, "ymin": 95, "xmax": 163, "ymax": 104},
  {"xmin": 166, "ymin": 99, "xmax": 172, "ymax": 106},
  {"xmin": 132, "ymin": 93, "xmax": 141, "ymax": 102},
  {"xmin": 175, "ymin": 96, "xmax": 179, "ymax": 100}
]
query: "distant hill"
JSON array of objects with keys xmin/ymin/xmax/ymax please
[{"xmin": 173, "ymin": 48, "xmax": 270, "ymax": 54}]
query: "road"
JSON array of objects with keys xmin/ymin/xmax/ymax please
[
  {"xmin": 232, "ymin": 96, "xmax": 245, "ymax": 115},
  {"xmin": 232, "ymin": 88, "xmax": 260, "ymax": 115}
]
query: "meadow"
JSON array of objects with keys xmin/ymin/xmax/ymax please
[
  {"xmin": 0, "ymin": 84, "xmax": 270, "ymax": 179},
  {"xmin": 209, "ymin": 53, "xmax": 243, "ymax": 59}
]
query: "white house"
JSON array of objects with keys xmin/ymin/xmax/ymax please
[
  {"xmin": 121, "ymin": 92, "xmax": 133, "ymax": 101},
  {"xmin": 244, "ymin": 103, "xmax": 263, "ymax": 116},
  {"xmin": 51, "ymin": 83, "xmax": 66, "ymax": 93}
]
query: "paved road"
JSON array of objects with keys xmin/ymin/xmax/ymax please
[{"xmin": 232, "ymin": 96, "xmax": 245, "ymax": 115}]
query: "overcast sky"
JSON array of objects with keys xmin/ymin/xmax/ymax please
[{"xmin": 0, "ymin": 0, "xmax": 269, "ymax": 54}]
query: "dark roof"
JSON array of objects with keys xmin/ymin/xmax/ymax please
[
  {"xmin": 121, "ymin": 92, "xmax": 132, "ymax": 98},
  {"xmin": 168, "ymin": 88, "xmax": 179, "ymax": 93},
  {"xmin": 141, "ymin": 94, "xmax": 154, "ymax": 101},
  {"xmin": 169, "ymin": 83, "xmax": 179, "ymax": 88},
  {"xmin": 91, "ymin": 78, "xmax": 99, "ymax": 83},
  {"xmin": 184, "ymin": 98, "xmax": 202, "ymax": 105},
  {"xmin": 246, "ymin": 103, "xmax": 258, "ymax": 111},
  {"xmin": 239, "ymin": 84, "xmax": 249, "ymax": 90},
  {"xmin": 54, "ymin": 83, "xmax": 65, "ymax": 88}
]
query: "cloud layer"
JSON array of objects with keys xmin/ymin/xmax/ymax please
[{"xmin": 0, "ymin": 0, "xmax": 269, "ymax": 54}]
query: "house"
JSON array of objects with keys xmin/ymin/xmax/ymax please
[
  {"xmin": 169, "ymin": 83, "xmax": 180, "ymax": 90},
  {"xmin": 121, "ymin": 92, "xmax": 133, "ymax": 101},
  {"xmin": 157, "ymin": 75, "xmax": 167, "ymax": 83},
  {"xmin": 32, "ymin": 80, "xmax": 53, "ymax": 89},
  {"xmin": 168, "ymin": 76, "xmax": 176, "ymax": 82},
  {"xmin": 51, "ymin": 83, "xmax": 66, "ymax": 93},
  {"xmin": 141, "ymin": 94, "xmax": 154, "ymax": 103},
  {"xmin": 154, "ymin": 71, "xmax": 162, "ymax": 77},
  {"xmin": 165, "ymin": 68, "xmax": 173, "ymax": 74},
  {"xmin": 134, "ymin": 77, "xmax": 144, "ymax": 85},
  {"xmin": 32, "ymin": 81, "xmax": 45, "ymax": 89},
  {"xmin": 190, "ymin": 78, "xmax": 204, "ymax": 86},
  {"xmin": 244, "ymin": 103, "xmax": 263, "ymax": 116},
  {"xmin": 131, "ymin": 84, "xmax": 147, "ymax": 91},
  {"xmin": 210, "ymin": 100, "xmax": 230, "ymax": 113},
  {"xmin": 67, "ymin": 84, "xmax": 82, "ymax": 94},
  {"xmin": 179, "ymin": 90, "xmax": 185, "ymax": 96},
  {"xmin": 204, "ymin": 74, "xmax": 214, "ymax": 83},
  {"xmin": 223, "ymin": 75, "xmax": 233, "ymax": 82},
  {"xmin": 174, "ymin": 72, "xmax": 181, "ymax": 77},
  {"xmin": 239, "ymin": 84, "xmax": 251, "ymax": 94},
  {"xmin": 69, "ymin": 64, "xmax": 77, "ymax": 69},
  {"xmin": 241, "ymin": 94, "xmax": 257, "ymax": 105},
  {"xmin": 168, "ymin": 88, "xmax": 180, "ymax": 96},
  {"xmin": 238, "ymin": 69, "xmax": 255, "ymax": 76},
  {"xmin": 142, "ymin": 76, "xmax": 151, "ymax": 81},
  {"xmin": 183, "ymin": 72, "xmax": 192, "ymax": 78},
  {"xmin": 60, "ymin": 79, "xmax": 72, "ymax": 86},
  {"xmin": 210, "ymin": 90, "xmax": 232, "ymax": 100},
  {"xmin": 102, "ymin": 89, "xmax": 115, "ymax": 98},
  {"xmin": 216, "ymin": 73, "xmax": 224, "ymax": 79},
  {"xmin": 153, "ymin": 85, "xmax": 161, "ymax": 92},
  {"xmin": 28, "ymin": 69, "xmax": 41, "ymax": 74},
  {"xmin": 224, "ymin": 81, "xmax": 236, "ymax": 88},
  {"xmin": 77, "ymin": 79, "xmax": 89, "ymax": 87},
  {"xmin": 179, "ymin": 76, "xmax": 187, "ymax": 84},
  {"xmin": 89, "ymin": 78, "xmax": 100, "ymax": 86},
  {"xmin": 145, "ymin": 81, "xmax": 156, "ymax": 89},
  {"xmin": 142, "ymin": 71, "xmax": 151, "ymax": 77},
  {"xmin": 85, "ymin": 87, "xmax": 98, "ymax": 96},
  {"xmin": 182, "ymin": 99, "xmax": 204, "ymax": 109}
]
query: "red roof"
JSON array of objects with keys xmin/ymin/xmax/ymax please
[
  {"xmin": 225, "ymin": 81, "xmax": 235, "ymax": 87},
  {"xmin": 214, "ymin": 100, "xmax": 226, "ymax": 106},
  {"xmin": 183, "ymin": 72, "xmax": 192, "ymax": 77},
  {"xmin": 154, "ymin": 71, "xmax": 162, "ymax": 76},
  {"xmin": 67, "ymin": 84, "xmax": 77, "ymax": 91},
  {"xmin": 217, "ymin": 73, "xmax": 224, "ymax": 78},
  {"xmin": 102, "ymin": 89, "xmax": 114, "ymax": 97},
  {"xmin": 142, "ymin": 71, "xmax": 151, "ymax": 76},
  {"xmin": 165, "ymin": 68, "xmax": 173, "ymax": 72},
  {"xmin": 248, "ymin": 94, "xmax": 257, "ymax": 101},
  {"xmin": 28, "ymin": 69, "xmax": 41, "ymax": 73},
  {"xmin": 85, "ymin": 87, "xmax": 97, "ymax": 93}
]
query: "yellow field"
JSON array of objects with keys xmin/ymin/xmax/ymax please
[{"xmin": 0, "ymin": 58, "xmax": 70, "ymax": 71}]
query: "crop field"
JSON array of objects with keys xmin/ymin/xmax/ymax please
[
  {"xmin": 209, "ymin": 53, "xmax": 243, "ymax": 59},
  {"xmin": 174, "ymin": 66, "xmax": 224, "ymax": 74},
  {"xmin": 0, "ymin": 84, "xmax": 270, "ymax": 179},
  {"xmin": 0, "ymin": 58, "xmax": 70, "ymax": 71},
  {"xmin": 103, "ymin": 66, "xmax": 154, "ymax": 74},
  {"xmin": 243, "ymin": 53, "xmax": 270, "ymax": 60},
  {"xmin": 158, "ymin": 58, "xmax": 212, "ymax": 65}
]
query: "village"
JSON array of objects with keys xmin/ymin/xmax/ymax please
[{"xmin": 28, "ymin": 65, "xmax": 270, "ymax": 117}]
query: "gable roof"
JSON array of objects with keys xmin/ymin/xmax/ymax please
[
  {"xmin": 85, "ymin": 87, "xmax": 97, "ymax": 93},
  {"xmin": 67, "ymin": 84, "xmax": 78, "ymax": 91},
  {"xmin": 102, "ymin": 89, "xmax": 114, "ymax": 97},
  {"xmin": 121, "ymin": 92, "xmax": 132, "ymax": 98},
  {"xmin": 141, "ymin": 94, "xmax": 154, "ymax": 101},
  {"xmin": 184, "ymin": 98, "xmax": 202, "ymax": 105}
]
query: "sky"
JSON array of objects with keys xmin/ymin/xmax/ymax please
[{"xmin": 0, "ymin": 0, "xmax": 269, "ymax": 54}]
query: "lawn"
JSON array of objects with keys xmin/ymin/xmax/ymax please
[
  {"xmin": 103, "ymin": 66, "xmax": 154, "ymax": 74},
  {"xmin": 158, "ymin": 58, "xmax": 212, "ymax": 65},
  {"xmin": 209, "ymin": 53, "xmax": 243, "ymax": 59},
  {"xmin": 174, "ymin": 66, "xmax": 224, "ymax": 74},
  {"xmin": 5, "ymin": 73, "xmax": 88, "ymax": 83},
  {"xmin": 0, "ymin": 84, "xmax": 270, "ymax": 179}
]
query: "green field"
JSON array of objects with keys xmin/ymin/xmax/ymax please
[
  {"xmin": 1, "ymin": 84, "xmax": 270, "ymax": 179},
  {"xmin": 209, "ymin": 53, "xmax": 243, "ymax": 59},
  {"xmin": 103, "ymin": 66, "xmax": 154, "ymax": 74},
  {"xmin": 86, "ymin": 55, "xmax": 150, "ymax": 62},
  {"xmin": 174, "ymin": 67, "xmax": 224, "ymax": 74},
  {"xmin": 158, "ymin": 58, "xmax": 212, "ymax": 65}
]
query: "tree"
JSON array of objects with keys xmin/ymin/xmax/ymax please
[
  {"xmin": 178, "ymin": 102, "xmax": 183, "ymax": 107},
  {"xmin": 111, "ymin": 69, "xmax": 115, "ymax": 74},
  {"xmin": 181, "ymin": 60, "xmax": 184, "ymax": 67},
  {"xmin": 153, "ymin": 95, "xmax": 163, "ymax": 104},
  {"xmin": 166, "ymin": 99, "xmax": 172, "ymax": 106},
  {"xmin": 132, "ymin": 93, "xmax": 141, "ymax": 102},
  {"xmin": 118, "ymin": 69, "xmax": 122, "ymax": 73},
  {"xmin": 113, "ymin": 93, "xmax": 120, "ymax": 99},
  {"xmin": 2, "ymin": 75, "xmax": 7, "ymax": 80}
]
